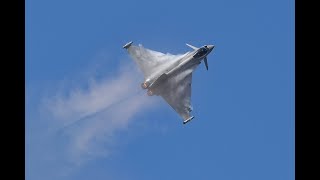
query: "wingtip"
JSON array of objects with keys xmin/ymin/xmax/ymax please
[
  {"xmin": 183, "ymin": 116, "xmax": 195, "ymax": 124},
  {"xmin": 123, "ymin": 41, "xmax": 133, "ymax": 49}
]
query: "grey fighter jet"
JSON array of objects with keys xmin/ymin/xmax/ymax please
[{"xmin": 123, "ymin": 41, "xmax": 215, "ymax": 124}]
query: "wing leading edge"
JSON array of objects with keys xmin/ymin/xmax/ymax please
[
  {"xmin": 125, "ymin": 43, "xmax": 186, "ymax": 79},
  {"xmin": 159, "ymin": 66, "xmax": 198, "ymax": 124}
]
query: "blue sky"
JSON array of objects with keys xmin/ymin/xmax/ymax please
[{"xmin": 26, "ymin": 0, "xmax": 294, "ymax": 180}]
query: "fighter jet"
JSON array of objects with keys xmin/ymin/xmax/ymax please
[{"xmin": 123, "ymin": 41, "xmax": 215, "ymax": 124}]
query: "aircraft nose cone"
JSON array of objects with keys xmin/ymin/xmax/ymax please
[{"xmin": 207, "ymin": 45, "xmax": 215, "ymax": 52}]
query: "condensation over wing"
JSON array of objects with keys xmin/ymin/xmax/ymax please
[
  {"xmin": 127, "ymin": 44, "xmax": 186, "ymax": 79},
  {"xmin": 159, "ymin": 66, "xmax": 197, "ymax": 121}
]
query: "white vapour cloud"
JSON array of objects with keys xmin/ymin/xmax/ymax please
[
  {"xmin": 128, "ymin": 44, "xmax": 188, "ymax": 79},
  {"xmin": 43, "ymin": 63, "xmax": 159, "ymax": 164}
]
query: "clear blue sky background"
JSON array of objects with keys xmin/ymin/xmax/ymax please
[{"xmin": 26, "ymin": 0, "xmax": 294, "ymax": 180}]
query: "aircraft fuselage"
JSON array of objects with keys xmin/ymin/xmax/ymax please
[{"xmin": 144, "ymin": 45, "xmax": 214, "ymax": 95}]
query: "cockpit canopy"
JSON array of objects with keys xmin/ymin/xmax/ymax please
[{"xmin": 193, "ymin": 46, "xmax": 208, "ymax": 58}]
